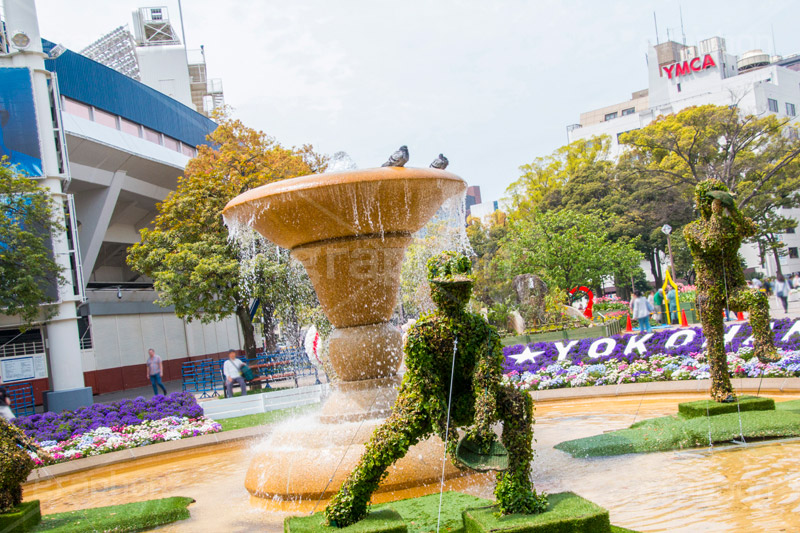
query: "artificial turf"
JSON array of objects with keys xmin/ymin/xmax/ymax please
[
  {"xmin": 677, "ymin": 395, "xmax": 775, "ymax": 418},
  {"xmin": 33, "ymin": 496, "xmax": 194, "ymax": 532},
  {"xmin": 462, "ymin": 492, "xmax": 610, "ymax": 532},
  {"xmin": 555, "ymin": 399, "xmax": 800, "ymax": 458},
  {"xmin": 285, "ymin": 492, "xmax": 641, "ymax": 533}
]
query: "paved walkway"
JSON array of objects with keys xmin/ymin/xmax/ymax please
[{"xmin": 93, "ymin": 373, "xmax": 328, "ymax": 405}]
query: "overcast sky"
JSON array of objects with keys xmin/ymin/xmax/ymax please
[{"xmin": 36, "ymin": 0, "xmax": 800, "ymax": 202}]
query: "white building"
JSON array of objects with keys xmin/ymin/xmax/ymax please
[
  {"xmin": 568, "ymin": 36, "xmax": 800, "ymax": 279},
  {"xmin": 0, "ymin": 0, "xmax": 243, "ymax": 408}
]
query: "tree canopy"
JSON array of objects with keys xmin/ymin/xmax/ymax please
[
  {"xmin": 498, "ymin": 208, "xmax": 643, "ymax": 293},
  {"xmin": 127, "ymin": 114, "xmax": 326, "ymax": 356},
  {"xmin": 0, "ymin": 163, "xmax": 64, "ymax": 326},
  {"xmin": 620, "ymin": 104, "xmax": 800, "ymax": 274}
]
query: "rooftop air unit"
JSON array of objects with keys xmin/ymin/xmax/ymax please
[
  {"xmin": 737, "ymin": 50, "xmax": 770, "ymax": 72},
  {"xmin": 699, "ymin": 37, "xmax": 726, "ymax": 55}
]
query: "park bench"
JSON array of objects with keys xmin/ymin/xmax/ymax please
[{"xmin": 4, "ymin": 382, "xmax": 35, "ymax": 416}]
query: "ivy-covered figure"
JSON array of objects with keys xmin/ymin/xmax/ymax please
[
  {"xmin": 683, "ymin": 179, "xmax": 778, "ymax": 402},
  {"xmin": 324, "ymin": 251, "xmax": 546, "ymax": 527},
  {"xmin": 0, "ymin": 417, "xmax": 50, "ymax": 513}
]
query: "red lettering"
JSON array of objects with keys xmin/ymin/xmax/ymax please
[
  {"xmin": 675, "ymin": 61, "xmax": 691, "ymax": 77},
  {"xmin": 702, "ymin": 54, "xmax": 716, "ymax": 69},
  {"xmin": 664, "ymin": 54, "xmax": 717, "ymax": 81}
]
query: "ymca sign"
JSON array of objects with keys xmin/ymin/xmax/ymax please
[{"xmin": 662, "ymin": 54, "xmax": 717, "ymax": 79}]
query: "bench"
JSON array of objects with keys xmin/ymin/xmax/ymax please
[{"xmin": 4, "ymin": 382, "xmax": 35, "ymax": 417}]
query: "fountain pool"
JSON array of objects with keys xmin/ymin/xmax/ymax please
[{"xmin": 23, "ymin": 392, "xmax": 800, "ymax": 532}]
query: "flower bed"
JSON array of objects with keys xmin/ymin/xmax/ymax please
[
  {"xmin": 31, "ymin": 416, "xmax": 222, "ymax": 465},
  {"xmin": 502, "ymin": 317, "xmax": 800, "ymax": 391},
  {"xmin": 503, "ymin": 318, "xmax": 800, "ymax": 375},
  {"xmin": 504, "ymin": 349, "xmax": 800, "ymax": 391},
  {"xmin": 13, "ymin": 391, "xmax": 203, "ymax": 442}
]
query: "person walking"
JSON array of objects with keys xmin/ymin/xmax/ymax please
[
  {"xmin": 146, "ymin": 348, "xmax": 168, "ymax": 396},
  {"xmin": 631, "ymin": 291, "xmax": 653, "ymax": 333},
  {"xmin": 653, "ymin": 288, "xmax": 665, "ymax": 325},
  {"xmin": 792, "ymin": 273, "xmax": 800, "ymax": 289},
  {"xmin": 775, "ymin": 274, "xmax": 791, "ymax": 314},
  {"xmin": 223, "ymin": 350, "xmax": 247, "ymax": 398},
  {"xmin": 667, "ymin": 287, "xmax": 678, "ymax": 324}
]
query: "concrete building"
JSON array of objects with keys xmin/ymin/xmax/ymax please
[
  {"xmin": 0, "ymin": 0, "xmax": 244, "ymax": 406},
  {"xmin": 568, "ymin": 36, "xmax": 800, "ymax": 278},
  {"xmin": 81, "ymin": 6, "xmax": 224, "ymax": 117}
]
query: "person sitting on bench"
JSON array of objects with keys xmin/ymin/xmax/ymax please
[{"xmin": 223, "ymin": 350, "xmax": 247, "ymax": 398}]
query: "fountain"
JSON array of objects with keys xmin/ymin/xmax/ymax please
[{"xmin": 222, "ymin": 166, "xmax": 469, "ymax": 502}]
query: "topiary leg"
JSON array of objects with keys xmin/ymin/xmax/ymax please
[
  {"xmin": 697, "ymin": 292, "xmax": 733, "ymax": 402},
  {"xmin": 494, "ymin": 386, "xmax": 547, "ymax": 515},
  {"xmin": 729, "ymin": 288, "xmax": 778, "ymax": 363},
  {"xmin": 324, "ymin": 392, "xmax": 432, "ymax": 527}
]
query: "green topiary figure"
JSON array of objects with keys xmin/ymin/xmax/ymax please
[
  {"xmin": 324, "ymin": 251, "xmax": 546, "ymax": 527},
  {"xmin": 683, "ymin": 179, "xmax": 778, "ymax": 403},
  {"xmin": 0, "ymin": 417, "xmax": 49, "ymax": 513}
]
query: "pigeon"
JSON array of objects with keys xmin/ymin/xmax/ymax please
[
  {"xmin": 430, "ymin": 153, "xmax": 449, "ymax": 170},
  {"xmin": 382, "ymin": 145, "xmax": 409, "ymax": 167}
]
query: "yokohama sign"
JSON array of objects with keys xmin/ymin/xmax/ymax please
[{"xmin": 663, "ymin": 54, "xmax": 717, "ymax": 79}]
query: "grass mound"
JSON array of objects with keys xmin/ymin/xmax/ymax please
[
  {"xmin": 678, "ymin": 395, "xmax": 775, "ymax": 418},
  {"xmin": 285, "ymin": 492, "xmax": 640, "ymax": 533},
  {"xmin": 463, "ymin": 492, "xmax": 610, "ymax": 532},
  {"xmin": 285, "ymin": 508, "xmax": 407, "ymax": 533},
  {"xmin": 555, "ymin": 399, "xmax": 800, "ymax": 458},
  {"xmin": 35, "ymin": 496, "xmax": 194, "ymax": 532}
]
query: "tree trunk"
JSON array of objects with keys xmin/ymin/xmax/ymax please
[
  {"xmin": 235, "ymin": 304, "xmax": 258, "ymax": 358},
  {"xmin": 262, "ymin": 301, "xmax": 278, "ymax": 353},
  {"xmin": 772, "ymin": 246, "xmax": 784, "ymax": 276},
  {"xmin": 649, "ymin": 248, "xmax": 663, "ymax": 288}
]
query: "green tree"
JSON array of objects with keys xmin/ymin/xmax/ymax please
[
  {"xmin": 507, "ymin": 137, "xmax": 613, "ymax": 218},
  {"xmin": 127, "ymin": 114, "xmax": 325, "ymax": 356},
  {"xmin": 0, "ymin": 164, "xmax": 64, "ymax": 325},
  {"xmin": 497, "ymin": 209, "xmax": 643, "ymax": 294},
  {"xmin": 620, "ymin": 104, "xmax": 800, "ymax": 274},
  {"xmin": 466, "ymin": 211, "xmax": 510, "ymax": 306}
]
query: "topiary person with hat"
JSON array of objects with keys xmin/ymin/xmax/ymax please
[{"xmin": 324, "ymin": 251, "xmax": 546, "ymax": 527}]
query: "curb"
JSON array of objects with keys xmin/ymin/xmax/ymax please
[{"xmin": 531, "ymin": 377, "xmax": 800, "ymax": 402}]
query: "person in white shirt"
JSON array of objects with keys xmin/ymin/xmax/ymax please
[
  {"xmin": 775, "ymin": 274, "xmax": 791, "ymax": 314},
  {"xmin": 0, "ymin": 388, "xmax": 14, "ymax": 421},
  {"xmin": 223, "ymin": 350, "xmax": 247, "ymax": 398}
]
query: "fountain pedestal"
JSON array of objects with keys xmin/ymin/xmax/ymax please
[{"xmin": 223, "ymin": 167, "xmax": 468, "ymax": 502}]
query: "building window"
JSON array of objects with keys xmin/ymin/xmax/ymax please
[
  {"xmin": 789, "ymin": 247, "xmax": 799, "ymax": 259},
  {"xmin": 142, "ymin": 127, "xmax": 161, "ymax": 145},
  {"xmin": 787, "ymin": 102, "xmax": 797, "ymax": 117},
  {"xmin": 604, "ymin": 112, "xmax": 618, "ymax": 121},
  {"xmin": 677, "ymin": 83, "xmax": 681, "ymax": 92},
  {"xmin": 768, "ymin": 98, "xmax": 779, "ymax": 113},
  {"xmin": 181, "ymin": 143, "xmax": 196, "ymax": 157},
  {"xmin": 120, "ymin": 118, "xmax": 141, "ymax": 137},
  {"xmin": 786, "ymin": 227, "xmax": 796, "ymax": 234},
  {"xmin": 61, "ymin": 98, "xmax": 92, "ymax": 120},
  {"xmin": 163, "ymin": 136, "xmax": 180, "ymax": 151},
  {"xmin": 621, "ymin": 107, "xmax": 635, "ymax": 116},
  {"xmin": 92, "ymin": 108, "xmax": 117, "ymax": 129}
]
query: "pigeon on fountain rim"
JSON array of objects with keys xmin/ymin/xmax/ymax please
[
  {"xmin": 430, "ymin": 153, "xmax": 449, "ymax": 170},
  {"xmin": 381, "ymin": 145, "xmax": 409, "ymax": 167}
]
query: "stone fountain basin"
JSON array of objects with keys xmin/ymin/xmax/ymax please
[{"xmin": 221, "ymin": 167, "xmax": 465, "ymax": 250}]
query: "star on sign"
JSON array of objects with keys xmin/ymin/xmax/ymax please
[{"xmin": 509, "ymin": 347, "xmax": 544, "ymax": 364}]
